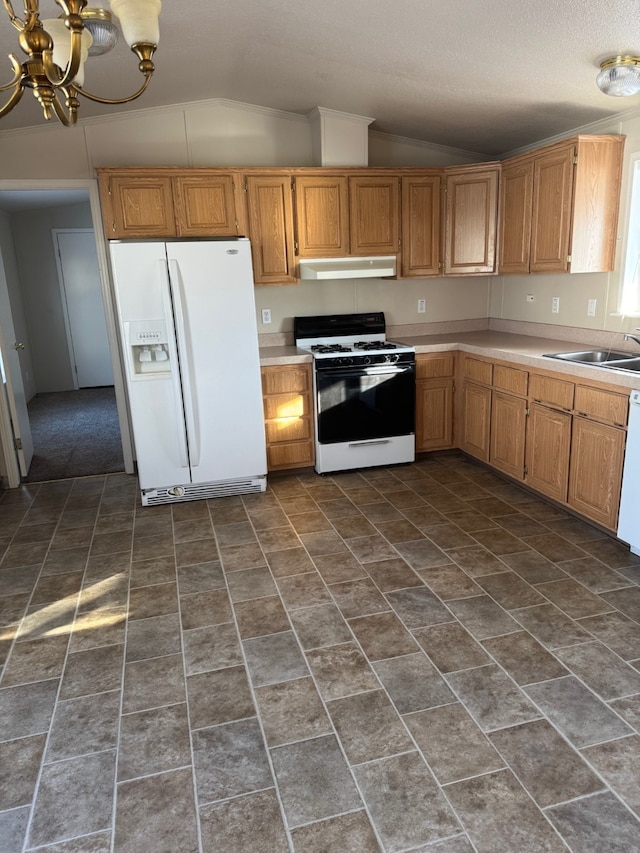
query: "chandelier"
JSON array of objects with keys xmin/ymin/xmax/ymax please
[{"xmin": 0, "ymin": 0, "xmax": 161, "ymax": 126}]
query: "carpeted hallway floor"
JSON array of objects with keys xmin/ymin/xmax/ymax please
[{"xmin": 25, "ymin": 388, "xmax": 124, "ymax": 483}]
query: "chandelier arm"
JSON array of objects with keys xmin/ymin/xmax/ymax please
[
  {"xmin": 50, "ymin": 87, "xmax": 75, "ymax": 127},
  {"xmin": 0, "ymin": 78, "xmax": 24, "ymax": 118},
  {"xmin": 2, "ymin": 0, "xmax": 24, "ymax": 30},
  {"xmin": 74, "ymin": 72, "xmax": 152, "ymax": 106},
  {"xmin": 0, "ymin": 53, "xmax": 22, "ymax": 91},
  {"xmin": 41, "ymin": 26, "xmax": 83, "ymax": 88}
]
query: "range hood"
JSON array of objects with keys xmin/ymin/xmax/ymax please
[{"xmin": 298, "ymin": 256, "xmax": 397, "ymax": 280}]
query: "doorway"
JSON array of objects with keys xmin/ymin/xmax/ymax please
[{"xmin": 0, "ymin": 180, "xmax": 134, "ymax": 487}]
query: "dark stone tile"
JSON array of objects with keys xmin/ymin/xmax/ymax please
[
  {"xmin": 545, "ymin": 516, "xmax": 608, "ymax": 543},
  {"xmin": 174, "ymin": 537, "xmax": 219, "ymax": 568},
  {"xmin": 511, "ymin": 603, "xmax": 591, "ymax": 649},
  {"xmin": 234, "ymin": 595, "xmax": 290, "ymax": 638},
  {"xmin": 41, "ymin": 546, "xmax": 89, "ymax": 576},
  {"xmin": 413, "ymin": 621, "xmax": 491, "ymax": 672},
  {"xmin": 327, "ymin": 688, "xmax": 413, "ymax": 764},
  {"xmin": 183, "ymin": 622, "xmax": 242, "ymax": 675},
  {"xmin": 46, "ymin": 690, "xmax": 121, "ymax": 762},
  {"xmin": 17, "ymin": 597, "xmax": 77, "ymax": 641},
  {"xmin": 446, "ymin": 595, "xmax": 519, "ymax": 640},
  {"xmin": 554, "ymin": 641, "xmax": 640, "ymax": 700},
  {"xmin": 524, "ymin": 676, "xmax": 632, "ymax": 747},
  {"xmin": 475, "ymin": 571, "xmax": 545, "ymax": 609},
  {"xmin": 173, "ymin": 518, "xmax": 214, "ymax": 544},
  {"xmin": 290, "ymin": 810, "xmax": 380, "ymax": 853},
  {"xmin": 495, "ymin": 512, "xmax": 548, "ymax": 538},
  {"xmin": 242, "ymin": 630, "xmax": 308, "ymax": 686},
  {"xmin": 315, "ymin": 497, "xmax": 361, "ymax": 520},
  {"xmin": 125, "ymin": 612, "xmax": 182, "ymax": 661},
  {"xmin": 0, "ymin": 564, "xmax": 39, "ymax": 596},
  {"xmin": 609, "ymin": 695, "xmax": 640, "ymax": 732},
  {"xmin": 501, "ymin": 550, "xmax": 567, "ymax": 584},
  {"xmin": 199, "ymin": 789, "xmax": 289, "ymax": 853},
  {"xmin": 445, "ymin": 769, "xmax": 567, "ymax": 853},
  {"xmin": 30, "ymin": 571, "xmax": 83, "ymax": 606},
  {"xmin": 385, "ymin": 585, "xmax": 451, "ymax": 628},
  {"xmin": 471, "ymin": 527, "xmax": 530, "ymax": 556},
  {"xmin": 445, "ymin": 664, "xmax": 539, "ymax": 732},
  {"xmin": 364, "ymin": 556, "xmax": 422, "ymax": 591},
  {"xmin": 227, "ymin": 566, "xmax": 278, "ymax": 602},
  {"xmin": 255, "ymin": 526, "xmax": 302, "ymax": 553},
  {"xmin": 375, "ymin": 518, "xmax": 425, "ymax": 544},
  {"xmin": 289, "ymin": 603, "xmax": 352, "ymax": 649},
  {"xmin": 535, "ymin": 578, "xmax": 614, "ymax": 618},
  {"xmin": 122, "ymin": 654, "xmax": 186, "ymax": 713},
  {"xmin": 353, "ymin": 751, "xmax": 460, "ymax": 850},
  {"xmin": 578, "ymin": 611, "xmax": 640, "ymax": 660},
  {"xmin": 254, "ymin": 676, "xmax": 331, "ymax": 747},
  {"xmin": 129, "ymin": 555, "xmax": 177, "ymax": 589},
  {"xmin": 0, "ymin": 592, "xmax": 30, "ymax": 627},
  {"xmin": 444, "ymin": 508, "xmax": 499, "ymax": 533},
  {"xmin": 404, "ymin": 703, "xmax": 503, "ymax": 784},
  {"xmin": 305, "ymin": 642, "xmax": 378, "ymax": 700},
  {"xmin": 331, "ymin": 515, "xmax": 377, "ymax": 539},
  {"xmin": 1, "ymin": 634, "xmax": 68, "ymax": 686},
  {"xmin": 581, "ymin": 735, "xmax": 640, "ymax": 815},
  {"xmin": 402, "ymin": 504, "xmax": 449, "ymax": 528},
  {"xmin": 547, "ymin": 791, "xmax": 640, "ymax": 853},
  {"xmin": 276, "ymin": 572, "xmax": 331, "ymax": 609},
  {"xmin": 329, "ymin": 577, "xmax": 390, "ymax": 618},
  {"xmin": 417, "ymin": 562, "xmax": 482, "ymax": 600},
  {"xmin": 346, "ymin": 534, "xmax": 398, "ymax": 563},
  {"xmin": 207, "ymin": 503, "xmax": 248, "ymax": 525},
  {"xmin": 288, "ymin": 511, "xmax": 333, "ymax": 535},
  {"xmin": 270, "ymin": 734, "xmax": 361, "ymax": 827},
  {"xmin": 114, "ymin": 767, "xmax": 199, "ymax": 853},
  {"xmin": 394, "ymin": 538, "xmax": 451, "ymax": 569},
  {"xmin": 423, "ymin": 523, "xmax": 478, "ymax": 551},
  {"xmin": 175, "ymin": 560, "xmax": 224, "ymax": 594},
  {"xmin": 445, "ymin": 545, "xmax": 508, "ymax": 577},
  {"xmin": 59, "ymin": 643, "xmax": 124, "ymax": 699},
  {"xmin": 313, "ymin": 553, "xmax": 368, "ymax": 587},
  {"xmin": 0, "ymin": 733, "xmax": 46, "ymax": 809},
  {"xmin": 482, "ymin": 631, "xmax": 568, "ymax": 685},
  {"xmin": 579, "ymin": 537, "xmax": 640, "ymax": 570},
  {"xmin": 187, "ymin": 665, "xmax": 255, "ymax": 728},
  {"xmin": 373, "ymin": 652, "xmax": 454, "ymax": 713},
  {"xmin": 349, "ymin": 611, "xmax": 418, "ymax": 660},
  {"xmin": 193, "ymin": 718, "xmax": 271, "ymax": 804},
  {"xmin": 601, "ymin": 586, "xmax": 640, "ymax": 623},
  {"xmin": 214, "ymin": 521, "xmax": 258, "ymax": 548},
  {"xmin": 489, "ymin": 718, "xmax": 603, "ymax": 808},
  {"xmin": 266, "ymin": 546, "xmax": 315, "ymax": 578},
  {"xmin": 218, "ymin": 542, "xmax": 266, "ymax": 572},
  {"xmin": 466, "ymin": 497, "xmax": 515, "ymax": 518},
  {"xmin": 522, "ymin": 532, "xmax": 587, "ymax": 563},
  {"xmin": 0, "ymin": 806, "xmax": 29, "ymax": 853},
  {"xmin": 557, "ymin": 556, "xmax": 631, "ymax": 593},
  {"xmin": 127, "ymin": 582, "xmax": 178, "ymax": 621},
  {"xmin": 78, "ymin": 572, "xmax": 128, "ymax": 613},
  {"xmin": 179, "ymin": 589, "xmax": 233, "ymax": 630},
  {"xmin": 28, "ymin": 750, "xmax": 116, "ymax": 848},
  {"xmin": 117, "ymin": 703, "xmax": 191, "ymax": 781}
]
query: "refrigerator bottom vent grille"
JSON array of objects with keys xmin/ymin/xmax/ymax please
[{"xmin": 141, "ymin": 477, "xmax": 267, "ymax": 506}]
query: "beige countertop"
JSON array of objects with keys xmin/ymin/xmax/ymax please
[{"xmin": 260, "ymin": 330, "xmax": 640, "ymax": 391}]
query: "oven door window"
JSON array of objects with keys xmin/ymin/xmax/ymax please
[{"xmin": 316, "ymin": 365, "xmax": 415, "ymax": 444}]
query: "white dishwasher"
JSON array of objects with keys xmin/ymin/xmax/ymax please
[{"xmin": 618, "ymin": 389, "xmax": 640, "ymax": 555}]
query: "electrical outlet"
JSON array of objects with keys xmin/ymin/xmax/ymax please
[
  {"xmin": 417, "ymin": 299, "xmax": 426, "ymax": 314},
  {"xmin": 526, "ymin": 294, "xmax": 535, "ymax": 303},
  {"xmin": 261, "ymin": 308, "xmax": 272, "ymax": 324},
  {"xmin": 552, "ymin": 297, "xmax": 560, "ymax": 314},
  {"xmin": 587, "ymin": 298, "xmax": 597, "ymax": 317}
]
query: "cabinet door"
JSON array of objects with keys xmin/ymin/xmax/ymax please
[
  {"xmin": 568, "ymin": 417, "xmax": 625, "ymax": 530},
  {"xmin": 349, "ymin": 176, "xmax": 400, "ymax": 255},
  {"xmin": 444, "ymin": 167, "xmax": 499, "ymax": 275},
  {"xmin": 246, "ymin": 176, "xmax": 297, "ymax": 285},
  {"xmin": 525, "ymin": 403, "xmax": 571, "ymax": 502},
  {"xmin": 101, "ymin": 175, "xmax": 176, "ymax": 238},
  {"xmin": 173, "ymin": 175, "xmax": 237, "ymax": 237},
  {"xmin": 530, "ymin": 145, "xmax": 574, "ymax": 273},
  {"xmin": 490, "ymin": 391, "xmax": 527, "ymax": 480},
  {"xmin": 460, "ymin": 382, "xmax": 491, "ymax": 461},
  {"xmin": 416, "ymin": 378, "xmax": 454, "ymax": 451},
  {"xmin": 498, "ymin": 159, "xmax": 533, "ymax": 274},
  {"xmin": 400, "ymin": 175, "xmax": 441, "ymax": 277},
  {"xmin": 294, "ymin": 176, "xmax": 349, "ymax": 257}
]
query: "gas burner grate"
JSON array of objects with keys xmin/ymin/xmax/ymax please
[
  {"xmin": 311, "ymin": 344, "xmax": 352, "ymax": 353},
  {"xmin": 353, "ymin": 341, "xmax": 398, "ymax": 350}
]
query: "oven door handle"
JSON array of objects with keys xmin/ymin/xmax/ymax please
[{"xmin": 315, "ymin": 364, "xmax": 415, "ymax": 378}]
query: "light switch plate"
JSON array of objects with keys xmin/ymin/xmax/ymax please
[
  {"xmin": 418, "ymin": 299, "xmax": 426, "ymax": 314},
  {"xmin": 552, "ymin": 297, "xmax": 560, "ymax": 314},
  {"xmin": 587, "ymin": 298, "xmax": 597, "ymax": 317}
]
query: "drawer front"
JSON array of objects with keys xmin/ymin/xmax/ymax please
[
  {"xmin": 494, "ymin": 364, "xmax": 528, "ymax": 396},
  {"xmin": 265, "ymin": 417, "xmax": 312, "ymax": 444},
  {"xmin": 574, "ymin": 385, "xmax": 628, "ymax": 427},
  {"xmin": 261, "ymin": 366, "xmax": 311, "ymax": 395},
  {"xmin": 529, "ymin": 373, "xmax": 574, "ymax": 410},
  {"xmin": 416, "ymin": 354, "xmax": 455, "ymax": 379},
  {"xmin": 267, "ymin": 440, "xmax": 314, "ymax": 469},
  {"xmin": 263, "ymin": 393, "xmax": 308, "ymax": 421},
  {"xmin": 463, "ymin": 356, "xmax": 493, "ymax": 385}
]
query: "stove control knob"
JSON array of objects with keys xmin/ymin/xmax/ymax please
[
  {"xmin": 364, "ymin": 356, "xmax": 372, "ymax": 365},
  {"xmin": 339, "ymin": 356, "xmax": 353, "ymax": 365},
  {"xmin": 387, "ymin": 353, "xmax": 400, "ymax": 363}
]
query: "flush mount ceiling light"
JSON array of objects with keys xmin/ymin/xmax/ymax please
[
  {"xmin": 596, "ymin": 55, "xmax": 640, "ymax": 97},
  {"xmin": 0, "ymin": 0, "xmax": 161, "ymax": 126},
  {"xmin": 82, "ymin": 7, "xmax": 118, "ymax": 56}
]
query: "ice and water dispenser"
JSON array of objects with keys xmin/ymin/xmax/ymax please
[{"xmin": 125, "ymin": 320, "xmax": 172, "ymax": 378}]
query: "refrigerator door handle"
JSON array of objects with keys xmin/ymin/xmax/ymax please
[
  {"xmin": 168, "ymin": 259, "xmax": 201, "ymax": 468},
  {"xmin": 159, "ymin": 261, "xmax": 190, "ymax": 469}
]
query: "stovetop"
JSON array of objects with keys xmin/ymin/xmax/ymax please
[{"xmin": 294, "ymin": 311, "xmax": 415, "ymax": 364}]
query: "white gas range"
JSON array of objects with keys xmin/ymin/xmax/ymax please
[{"xmin": 294, "ymin": 312, "xmax": 416, "ymax": 474}]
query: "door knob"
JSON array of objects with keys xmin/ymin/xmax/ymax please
[{"xmin": 13, "ymin": 342, "xmax": 25, "ymax": 350}]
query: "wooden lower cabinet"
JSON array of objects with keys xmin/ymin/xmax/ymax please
[
  {"xmin": 490, "ymin": 391, "xmax": 527, "ymax": 480},
  {"xmin": 460, "ymin": 381, "xmax": 491, "ymax": 462},
  {"xmin": 524, "ymin": 402, "xmax": 572, "ymax": 503},
  {"xmin": 261, "ymin": 364, "xmax": 314, "ymax": 471},
  {"xmin": 568, "ymin": 416, "xmax": 625, "ymax": 529},
  {"xmin": 415, "ymin": 354, "xmax": 455, "ymax": 451}
]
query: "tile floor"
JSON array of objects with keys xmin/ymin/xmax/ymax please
[{"xmin": 1, "ymin": 452, "xmax": 640, "ymax": 852}]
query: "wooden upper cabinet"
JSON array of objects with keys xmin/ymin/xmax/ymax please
[
  {"xmin": 499, "ymin": 135, "xmax": 625, "ymax": 275},
  {"xmin": 498, "ymin": 159, "xmax": 533, "ymax": 275},
  {"xmin": 443, "ymin": 165, "xmax": 499, "ymax": 275},
  {"xmin": 400, "ymin": 174, "xmax": 441, "ymax": 277},
  {"xmin": 294, "ymin": 176, "xmax": 349, "ymax": 257},
  {"xmin": 348, "ymin": 176, "xmax": 399, "ymax": 255},
  {"xmin": 172, "ymin": 175, "xmax": 238, "ymax": 237},
  {"xmin": 245, "ymin": 175, "xmax": 297, "ymax": 285},
  {"xmin": 99, "ymin": 173, "xmax": 176, "ymax": 238}
]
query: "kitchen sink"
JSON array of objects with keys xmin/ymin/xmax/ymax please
[
  {"xmin": 603, "ymin": 357, "xmax": 640, "ymax": 372},
  {"xmin": 543, "ymin": 350, "xmax": 636, "ymax": 364}
]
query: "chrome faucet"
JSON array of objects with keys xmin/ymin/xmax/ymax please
[{"xmin": 624, "ymin": 329, "xmax": 640, "ymax": 348}]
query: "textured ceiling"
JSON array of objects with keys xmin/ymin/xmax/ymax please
[{"xmin": 0, "ymin": 0, "xmax": 639, "ymax": 154}]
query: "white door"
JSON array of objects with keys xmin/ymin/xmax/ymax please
[
  {"xmin": 54, "ymin": 229, "xmax": 114, "ymax": 388},
  {"xmin": 0, "ymin": 265, "xmax": 33, "ymax": 478}
]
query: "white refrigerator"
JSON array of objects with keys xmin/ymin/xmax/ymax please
[{"xmin": 109, "ymin": 238, "xmax": 267, "ymax": 505}]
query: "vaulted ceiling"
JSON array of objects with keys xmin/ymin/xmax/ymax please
[{"xmin": 0, "ymin": 0, "xmax": 638, "ymax": 155}]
